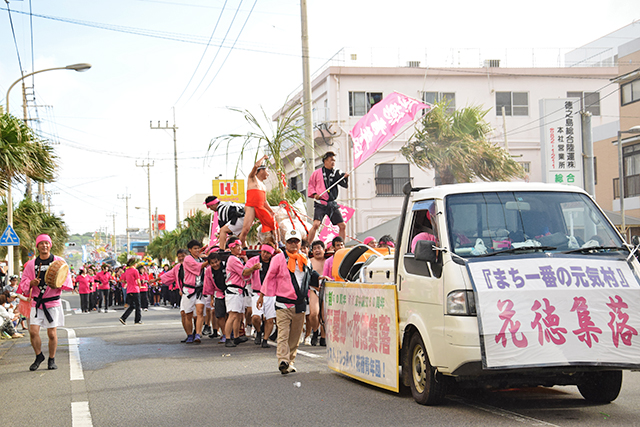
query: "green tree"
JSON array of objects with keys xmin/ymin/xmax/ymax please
[
  {"xmin": 208, "ymin": 104, "xmax": 310, "ymax": 200},
  {"xmin": 146, "ymin": 210, "xmax": 211, "ymax": 261},
  {"xmin": 400, "ymin": 101, "xmax": 524, "ymax": 185}
]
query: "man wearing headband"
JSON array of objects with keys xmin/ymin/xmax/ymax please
[
  {"xmin": 19, "ymin": 234, "xmax": 72, "ymax": 371},
  {"xmin": 243, "ymin": 242, "xmax": 277, "ymax": 348},
  {"xmin": 240, "ymin": 155, "xmax": 277, "ymax": 247},
  {"xmin": 223, "ymin": 237, "xmax": 249, "ymax": 347},
  {"xmin": 307, "ymin": 151, "xmax": 349, "ymax": 243},
  {"xmin": 258, "ymin": 229, "xmax": 319, "ymax": 374},
  {"xmin": 204, "ymin": 195, "xmax": 246, "ymax": 250}
]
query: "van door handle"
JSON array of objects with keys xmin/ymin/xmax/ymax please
[{"xmin": 398, "ymin": 274, "xmax": 402, "ymax": 291}]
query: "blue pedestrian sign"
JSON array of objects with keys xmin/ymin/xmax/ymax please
[{"xmin": 0, "ymin": 225, "xmax": 20, "ymax": 246}]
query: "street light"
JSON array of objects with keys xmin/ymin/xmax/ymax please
[
  {"xmin": 4, "ymin": 63, "xmax": 92, "ymax": 276},
  {"xmin": 617, "ymin": 125, "xmax": 640, "ymax": 240}
]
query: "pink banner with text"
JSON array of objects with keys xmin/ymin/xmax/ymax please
[
  {"xmin": 318, "ymin": 204, "xmax": 355, "ymax": 244},
  {"xmin": 350, "ymin": 92, "xmax": 429, "ymax": 168}
]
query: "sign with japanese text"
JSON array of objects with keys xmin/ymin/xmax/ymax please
[
  {"xmin": 212, "ymin": 179, "xmax": 245, "ymax": 204},
  {"xmin": 151, "ymin": 214, "xmax": 166, "ymax": 231},
  {"xmin": 539, "ymin": 98, "xmax": 583, "ymax": 188},
  {"xmin": 318, "ymin": 204, "xmax": 355, "ymax": 245},
  {"xmin": 467, "ymin": 255, "xmax": 640, "ymax": 369},
  {"xmin": 324, "ymin": 281, "xmax": 399, "ymax": 392},
  {"xmin": 350, "ymin": 92, "xmax": 429, "ymax": 169}
]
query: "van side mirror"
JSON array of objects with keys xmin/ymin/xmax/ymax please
[{"xmin": 415, "ymin": 240, "xmax": 437, "ymax": 263}]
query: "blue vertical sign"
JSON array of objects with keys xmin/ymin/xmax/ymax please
[{"xmin": 0, "ymin": 225, "xmax": 20, "ymax": 246}]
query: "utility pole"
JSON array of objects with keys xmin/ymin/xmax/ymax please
[
  {"xmin": 136, "ymin": 158, "xmax": 155, "ymax": 242},
  {"xmin": 300, "ymin": 0, "xmax": 315, "ymax": 218},
  {"xmin": 107, "ymin": 213, "xmax": 117, "ymax": 254},
  {"xmin": 150, "ymin": 107, "xmax": 180, "ymax": 228},
  {"xmin": 118, "ymin": 193, "xmax": 131, "ymax": 256}
]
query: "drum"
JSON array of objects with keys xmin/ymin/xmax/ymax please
[{"xmin": 44, "ymin": 259, "xmax": 69, "ymax": 289}]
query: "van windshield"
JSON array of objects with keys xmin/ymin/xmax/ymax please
[{"xmin": 445, "ymin": 191, "xmax": 624, "ymax": 257}]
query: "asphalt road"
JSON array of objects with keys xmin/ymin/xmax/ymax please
[{"xmin": 2, "ymin": 292, "xmax": 640, "ymax": 426}]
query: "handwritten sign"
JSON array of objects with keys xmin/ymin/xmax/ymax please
[
  {"xmin": 467, "ymin": 255, "xmax": 640, "ymax": 369},
  {"xmin": 324, "ymin": 281, "xmax": 399, "ymax": 392}
]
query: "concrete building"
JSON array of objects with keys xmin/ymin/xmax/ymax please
[{"xmin": 276, "ymin": 61, "xmax": 619, "ymax": 239}]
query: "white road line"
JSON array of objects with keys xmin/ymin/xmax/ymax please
[
  {"xmin": 72, "ymin": 321, "xmax": 182, "ymax": 330},
  {"xmin": 451, "ymin": 397, "xmax": 560, "ymax": 426},
  {"xmin": 63, "ymin": 328, "xmax": 84, "ymax": 381},
  {"xmin": 71, "ymin": 401, "xmax": 93, "ymax": 427},
  {"xmin": 61, "ymin": 298, "xmax": 72, "ymax": 311}
]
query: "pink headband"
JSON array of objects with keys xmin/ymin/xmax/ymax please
[
  {"xmin": 363, "ymin": 236, "xmax": 376, "ymax": 245},
  {"xmin": 260, "ymin": 245, "xmax": 275, "ymax": 254},
  {"xmin": 35, "ymin": 234, "xmax": 52, "ymax": 248},
  {"xmin": 205, "ymin": 199, "xmax": 220, "ymax": 207},
  {"xmin": 228, "ymin": 240, "xmax": 241, "ymax": 249}
]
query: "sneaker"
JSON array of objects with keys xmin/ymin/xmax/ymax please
[
  {"xmin": 194, "ymin": 334, "xmax": 201, "ymax": 343},
  {"xmin": 29, "ymin": 353, "xmax": 45, "ymax": 371},
  {"xmin": 269, "ymin": 331, "xmax": 277, "ymax": 341},
  {"xmin": 185, "ymin": 334, "xmax": 194, "ymax": 344},
  {"xmin": 311, "ymin": 330, "xmax": 319, "ymax": 346},
  {"xmin": 134, "ymin": 322, "xmax": 143, "ymax": 325},
  {"xmin": 225, "ymin": 339, "xmax": 237, "ymax": 347},
  {"xmin": 48, "ymin": 357, "xmax": 58, "ymax": 370},
  {"xmin": 237, "ymin": 336, "xmax": 248, "ymax": 343},
  {"xmin": 279, "ymin": 361, "xmax": 290, "ymax": 375},
  {"xmin": 304, "ymin": 336, "xmax": 312, "ymax": 346},
  {"xmin": 254, "ymin": 331, "xmax": 263, "ymax": 345},
  {"xmin": 180, "ymin": 336, "xmax": 189, "ymax": 343},
  {"xmin": 12, "ymin": 333, "xmax": 24, "ymax": 339},
  {"xmin": 287, "ymin": 364, "xmax": 297, "ymax": 373},
  {"xmin": 218, "ymin": 336, "xmax": 226, "ymax": 344},
  {"xmin": 211, "ymin": 329, "xmax": 219, "ymax": 338},
  {"xmin": 203, "ymin": 325, "xmax": 212, "ymax": 336},
  {"xmin": 143, "ymin": 308, "xmax": 148, "ymax": 312},
  {"xmin": 319, "ymin": 337, "xmax": 326, "ymax": 347},
  {"xmin": 119, "ymin": 318, "xmax": 126, "ymax": 325},
  {"xmin": 261, "ymin": 339, "xmax": 270, "ymax": 348}
]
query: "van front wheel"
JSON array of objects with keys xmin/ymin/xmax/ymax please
[
  {"xmin": 408, "ymin": 333, "xmax": 446, "ymax": 405},
  {"xmin": 577, "ymin": 370, "xmax": 622, "ymax": 403}
]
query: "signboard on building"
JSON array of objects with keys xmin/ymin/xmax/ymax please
[
  {"xmin": 212, "ymin": 179, "xmax": 245, "ymax": 204},
  {"xmin": 539, "ymin": 98, "xmax": 584, "ymax": 188},
  {"xmin": 152, "ymin": 215, "xmax": 166, "ymax": 231}
]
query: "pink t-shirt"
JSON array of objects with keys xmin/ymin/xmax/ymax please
[
  {"xmin": 123, "ymin": 268, "xmax": 141, "ymax": 294},
  {"xmin": 95, "ymin": 271, "xmax": 111, "ymax": 290},
  {"xmin": 322, "ymin": 256, "xmax": 335, "ymax": 280},
  {"xmin": 77, "ymin": 275, "xmax": 91, "ymax": 294},
  {"xmin": 225, "ymin": 256, "xmax": 246, "ymax": 290},
  {"xmin": 140, "ymin": 272, "xmax": 149, "ymax": 291},
  {"xmin": 160, "ymin": 264, "xmax": 182, "ymax": 291}
]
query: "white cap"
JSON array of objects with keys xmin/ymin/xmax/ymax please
[{"xmin": 285, "ymin": 229, "xmax": 302, "ymax": 242}]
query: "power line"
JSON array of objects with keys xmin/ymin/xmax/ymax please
[{"xmin": 4, "ymin": 1, "xmax": 24, "ymax": 77}]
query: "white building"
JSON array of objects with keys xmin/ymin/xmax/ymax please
[{"xmin": 277, "ymin": 62, "xmax": 619, "ymax": 238}]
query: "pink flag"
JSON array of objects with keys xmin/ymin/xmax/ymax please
[
  {"xmin": 318, "ymin": 204, "xmax": 355, "ymax": 244},
  {"xmin": 350, "ymin": 92, "xmax": 429, "ymax": 169}
]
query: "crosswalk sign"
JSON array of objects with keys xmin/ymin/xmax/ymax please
[{"xmin": 0, "ymin": 225, "xmax": 20, "ymax": 246}]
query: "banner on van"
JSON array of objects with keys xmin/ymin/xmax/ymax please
[
  {"xmin": 324, "ymin": 281, "xmax": 399, "ymax": 392},
  {"xmin": 467, "ymin": 255, "xmax": 640, "ymax": 369}
]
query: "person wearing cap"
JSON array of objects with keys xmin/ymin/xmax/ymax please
[
  {"xmin": 363, "ymin": 236, "xmax": 377, "ymax": 248},
  {"xmin": 204, "ymin": 195, "xmax": 246, "ymax": 250},
  {"xmin": 243, "ymin": 242, "xmax": 277, "ymax": 348},
  {"xmin": 258, "ymin": 228, "xmax": 319, "ymax": 374},
  {"xmin": 307, "ymin": 151, "xmax": 349, "ymax": 243},
  {"xmin": 240, "ymin": 155, "xmax": 277, "ymax": 246},
  {"xmin": 19, "ymin": 234, "xmax": 72, "ymax": 371}
]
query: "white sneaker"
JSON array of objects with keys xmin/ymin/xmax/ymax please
[
  {"xmin": 288, "ymin": 364, "xmax": 297, "ymax": 373},
  {"xmin": 304, "ymin": 336, "xmax": 312, "ymax": 346}
]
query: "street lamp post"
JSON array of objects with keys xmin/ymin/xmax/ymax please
[
  {"xmin": 616, "ymin": 125, "xmax": 640, "ymax": 241},
  {"xmin": 4, "ymin": 63, "xmax": 92, "ymax": 276}
]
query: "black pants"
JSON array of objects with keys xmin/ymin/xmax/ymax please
[
  {"xmin": 98, "ymin": 289, "xmax": 110, "ymax": 310},
  {"xmin": 140, "ymin": 291, "xmax": 149, "ymax": 309},
  {"xmin": 170, "ymin": 289, "xmax": 180, "ymax": 307},
  {"xmin": 121, "ymin": 293, "xmax": 141, "ymax": 323},
  {"xmin": 80, "ymin": 293, "xmax": 90, "ymax": 312}
]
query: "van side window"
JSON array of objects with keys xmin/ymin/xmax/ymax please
[{"xmin": 404, "ymin": 199, "xmax": 440, "ymax": 278}]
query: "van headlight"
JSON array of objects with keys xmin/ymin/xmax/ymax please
[{"xmin": 446, "ymin": 290, "xmax": 476, "ymax": 316}]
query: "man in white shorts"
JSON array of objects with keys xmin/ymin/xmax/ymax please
[
  {"xmin": 19, "ymin": 234, "xmax": 72, "ymax": 371},
  {"xmin": 223, "ymin": 237, "xmax": 249, "ymax": 348},
  {"xmin": 244, "ymin": 243, "xmax": 277, "ymax": 348},
  {"xmin": 181, "ymin": 240, "xmax": 208, "ymax": 344}
]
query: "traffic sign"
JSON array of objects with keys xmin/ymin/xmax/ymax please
[{"xmin": 0, "ymin": 225, "xmax": 20, "ymax": 246}]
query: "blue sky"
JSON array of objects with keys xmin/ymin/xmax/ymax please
[{"xmin": 1, "ymin": 0, "xmax": 638, "ymax": 235}]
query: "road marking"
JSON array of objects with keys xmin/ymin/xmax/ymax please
[
  {"xmin": 451, "ymin": 397, "xmax": 560, "ymax": 426},
  {"xmin": 149, "ymin": 306, "xmax": 170, "ymax": 311},
  {"xmin": 63, "ymin": 328, "xmax": 84, "ymax": 381},
  {"xmin": 71, "ymin": 401, "xmax": 93, "ymax": 427},
  {"xmin": 62, "ymin": 298, "xmax": 72, "ymax": 311},
  {"xmin": 72, "ymin": 321, "xmax": 182, "ymax": 330}
]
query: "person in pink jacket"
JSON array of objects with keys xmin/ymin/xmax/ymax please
[
  {"xmin": 95, "ymin": 264, "xmax": 112, "ymax": 313},
  {"xmin": 306, "ymin": 151, "xmax": 349, "ymax": 243},
  {"xmin": 258, "ymin": 229, "xmax": 319, "ymax": 374},
  {"xmin": 19, "ymin": 234, "xmax": 72, "ymax": 371}
]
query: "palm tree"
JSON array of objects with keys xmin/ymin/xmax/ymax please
[
  {"xmin": 147, "ymin": 210, "xmax": 211, "ymax": 261},
  {"xmin": 400, "ymin": 101, "xmax": 524, "ymax": 185},
  {"xmin": 208, "ymin": 104, "xmax": 310, "ymax": 200},
  {"xmin": 0, "ymin": 113, "xmax": 57, "ymax": 192}
]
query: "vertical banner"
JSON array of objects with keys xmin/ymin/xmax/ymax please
[
  {"xmin": 318, "ymin": 204, "xmax": 355, "ymax": 244},
  {"xmin": 324, "ymin": 281, "xmax": 399, "ymax": 392},
  {"xmin": 539, "ymin": 98, "xmax": 584, "ymax": 188},
  {"xmin": 212, "ymin": 179, "xmax": 246, "ymax": 204},
  {"xmin": 350, "ymin": 92, "xmax": 429, "ymax": 169}
]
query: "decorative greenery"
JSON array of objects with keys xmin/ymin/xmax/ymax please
[
  {"xmin": 401, "ymin": 101, "xmax": 524, "ymax": 185},
  {"xmin": 146, "ymin": 210, "xmax": 211, "ymax": 261}
]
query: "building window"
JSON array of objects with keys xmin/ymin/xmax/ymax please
[
  {"xmin": 375, "ymin": 163, "xmax": 410, "ymax": 196},
  {"xmin": 518, "ymin": 161, "xmax": 530, "ymax": 173},
  {"xmin": 614, "ymin": 143, "xmax": 640, "ymax": 199},
  {"xmin": 621, "ymin": 80, "xmax": 640, "ymax": 106},
  {"xmin": 567, "ymin": 91, "xmax": 601, "ymax": 116},
  {"xmin": 423, "ymin": 92, "xmax": 455, "ymax": 113},
  {"xmin": 349, "ymin": 92, "xmax": 383, "ymax": 116},
  {"xmin": 496, "ymin": 92, "xmax": 528, "ymax": 116}
]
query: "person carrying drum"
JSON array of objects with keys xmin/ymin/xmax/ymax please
[{"xmin": 19, "ymin": 234, "xmax": 72, "ymax": 371}]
